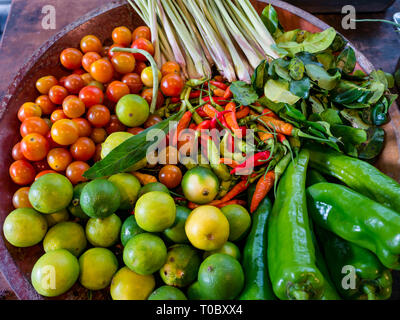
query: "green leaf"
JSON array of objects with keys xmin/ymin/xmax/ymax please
[
  {"xmin": 84, "ymin": 111, "xmax": 184, "ymax": 179},
  {"xmin": 330, "ymin": 34, "xmax": 348, "ymax": 52},
  {"xmin": 336, "ymin": 47, "xmax": 356, "ymax": 74},
  {"xmin": 288, "ymin": 57, "xmax": 305, "ymax": 80},
  {"xmin": 320, "ymin": 109, "xmax": 342, "ymax": 125},
  {"xmin": 368, "ymin": 81, "xmax": 385, "ymax": 104},
  {"xmin": 309, "ymin": 95, "xmax": 325, "ymax": 114},
  {"xmin": 296, "ymin": 52, "xmax": 323, "ymax": 67},
  {"xmin": 340, "ymin": 109, "xmax": 370, "ymax": 130},
  {"xmin": 289, "ymin": 77, "xmax": 310, "ymax": 99},
  {"xmin": 230, "ymin": 81, "xmax": 259, "ymax": 106},
  {"xmin": 331, "ymin": 124, "xmax": 367, "ymax": 144},
  {"xmin": 316, "ymin": 52, "xmax": 336, "ymax": 70},
  {"xmin": 331, "ymin": 80, "xmax": 371, "ymax": 104},
  {"xmin": 264, "ymin": 79, "xmax": 301, "ymax": 105},
  {"xmin": 251, "ymin": 60, "xmax": 269, "ymax": 95},
  {"xmin": 305, "ymin": 64, "xmax": 341, "ymax": 90},
  {"xmin": 276, "ymin": 29, "xmax": 300, "ymax": 44},
  {"xmin": 260, "ymin": 4, "xmax": 283, "ymax": 37},
  {"xmin": 358, "ymin": 127, "xmax": 385, "ymax": 160},
  {"xmin": 385, "ymin": 72, "xmax": 395, "ymax": 89},
  {"xmin": 342, "ymin": 102, "xmax": 370, "ymax": 109}
]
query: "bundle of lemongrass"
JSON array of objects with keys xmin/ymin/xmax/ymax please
[{"xmin": 127, "ymin": 0, "xmax": 279, "ymax": 83}]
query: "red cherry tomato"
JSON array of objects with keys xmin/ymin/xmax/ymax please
[
  {"xmin": 20, "ymin": 117, "xmax": 50, "ymax": 137},
  {"xmin": 64, "ymin": 74, "xmax": 85, "ymax": 94},
  {"xmin": 79, "ymin": 86, "xmax": 104, "ymax": 107},
  {"xmin": 160, "ymin": 74, "xmax": 184, "ymax": 97},
  {"xmin": 112, "ymin": 26, "xmax": 132, "ymax": 46},
  {"xmin": 133, "ymin": 61, "xmax": 147, "ymax": 75},
  {"xmin": 60, "ymin": 48, "xmax": 83, "ymax": 70},
  {"xmin": 90, "ymin": 58, "xmax": 114, "ymax": 83},
  {"xmin": 86, "ymin": 105, "xmax": 111, "ymax": 128},
  {"xmin": 106, "ymin": 115, "xmax": 127, "ymax": 134},
  {"xmin": 36, "ymin": 76, "xmax": 58, "ymax": 94},
  {"xmin": 12, "ymin": 187, "xmax": 33, "ymax": 208},
  {"xmin": 47, "ymin": 148, "xmax": 73, "ymax": 171},
  {"xmin": 131, "ymin": 38, "xmax": 154, "ymax": 62},
  {"xmin": 35, "ymin": 170, "xmax": 58, "ymax": 181},
  {"xmin": 17, "ymin": 102, "xmax": 42, "ymax": 122},
  {"xmin": 12, "ymin": 142, "xmax": 25, "ymax": 161},
  {"xmin": 9, "ymin": 160, "xmax": 36, "ymax": 185},
  {"xmin": 62, "ymin": 96, "xmax": 86, "ymax": 118},
  {"xmin": 20, "ymin": 133, "xmax": 49, "ymax": 161},
  {"xmin": 132, "ymin": 26, "xmax": 151, "ymax": 41},
  {"xmin": 72, "ymin": 118, "xmax": 92, "ymax": 137},
  {"xmin": 82, "ymin": 52, "xmax": 102, "ymax": 73},
  {"xmin": 70, "ymin": 137, "xmax": 96, "ymax": 161},
  {"xmin": 35, "ymin": 95, "xmax": 55, "ymax": 115},
  {"xmin": 90, "ymin": 128, "xmax": 107, "ymax": 144},
  {"xmin": 141, "ymin": 88, "xmax": 165, "ymax": 110},
  {"xmin": 106, "ymin": 81, "xmax": 130, "ymax": 103},
  {"xmin": 66, "ymin": 161, "xmax": 90, "ymax": 184},
  {"xmin": 111, "ymin": 52, "xmax": 136, "ymax": 74},
  {"xmin": 49, "ymin": 85, "xmax": 68, "ymax": 105},
  {"xmin": 161, "ymin": 61, "xmax": 181, "ymax": 76}
]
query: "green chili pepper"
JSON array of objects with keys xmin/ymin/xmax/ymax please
[
  {"xmin": 306, "ymin": 145, "xmax": 400, "ymax": 212},
  {"xmin": 207, "ymin": 139, "xmax": 231, "ymax": 181},
  {"xmin": 218, "ymin": 179, "xmax": 233, "ymax": 198},
  {"xmin": 267, "ymin": 149, "xmax": 328, "ymax": 300},
  {"xmin": 316, "ymin": 227, "xmax": 392, "ymax": 300},
  {"xmin": 307, "ymin": 169, "xmax": 327, "ymax": 187},
  {"xmin": 307, "ymin": 182, "xmax": 400, "ymax": 270}
]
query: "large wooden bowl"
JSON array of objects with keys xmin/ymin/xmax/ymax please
[{"xmin": 0, "ymin": 0, "xmax": 399, "ymax": 300}]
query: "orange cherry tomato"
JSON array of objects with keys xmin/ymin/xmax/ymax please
[
  {"xmin": 36, "ymin": 76, "xmax": 58, "ymax": 94},
  {"xmin": 132, "ymin": 26, "xmax": 151, "ymax": 41},
  {"xmin": 159, "ymin": 165, "xmax": 182, "ymax": 189},
  {"xmin": 12, "ymin": 187, "xmax": 33, "ymax": 208},
  {"xmin": 112, "ymin": 26, "xmax": 132, "ymax": 46},
  {"xmin": 90, "ymin": 58, "xmax": 114, "ymax": 83},
  {"xmin": 35, "ymin": 170, "xmax": 57, "ymax": 181},
  {"xmin": 127, "ymin": 127, "xmax": 144, "ymax": 135},
  {"xmin": 66, "ymin": 161, "xmax": 90, "ymax": 184},
  {"xmin": 60, "ymin": 48, "xmax": 83, "ymax": 70},
  {"xmin": 48, "ymin": 85, "xmax": 68, "ymax": 105},
  {"xmin": 133, "ymin": 61, "xmax": 147, "ymax": 75},
  {"xmin": 9, "ymin": 160, "xmax": 36, "ymax": 185},
  {"xmin": 107, "ymin": 43, "xmax": 126, "ymax": 59},
  {"xmin": 62, "ymin": 95, "xmax": 86, "ymax": 118},
  {"xmin": 160, "ymin": 73, "xmax": 184, "ymax": 97},
  {"xmin": 12, "ymin": 142, "xmax": 25, "ymax": 161},
  {"xmin": 144, "ymin": 114, "xmax": 162, "ymax": 129},
  {"xmin": 80, "ymin": 35, "xmax": 102, "ymax": 53},
  {"xmin": 161, "ymin": 61, "xmax": 181, "ymax": 76},
  {"xmin": 47, "ymin": 148, "xmax": 73, "ymax": 171},
  {"xmin": 72, "ymin": 118, "xmax": 92, "ymax": 137},
  {"xmin": 64, "ymin": 74, "xmax": 85, "ymax": 94},
  {"xmin": 70, "ymin": 137, "xmax": 96, "ymax": 161},
  {"xmin": 111, "ymin": 52, "xmax": 136, "ymax": 74},
  {"xmin": 20, "ymin": 133, "xmax": 49, "ymax": 161},
  {"xmin": 50, "ymin": 109, "xmax": 68, "ymax": 123},
  {"xmin": 79, "ymin": 85, "xmax": 104, "ymax": 107},
  {"xmin": 131, "ymin": 38, "xmax": 154, "ymax": 62},
  {"xmin": 106, "ymin": 81, "xmax": 130, "ymax": 103},
  {"xmin": 105, "ymin": 115, "xmax": 127, "ymax": 135},
  {"xmin": 141, "ymin": 88, "xmax": 165, "ymax": 109},
  {"xmin": 86, "ymin": 105, "xmax": 110, "ymax": 128},
  {"xmin": 51, "ymin": 119, "xmax": 80, "ymax": 146},
  {"xmin": 35, "ymin": 95, "xmax": 55, "ymax": 115},
  {"xmin": 17, "ymin": 102, "xmax": 42, "ymax": 122},
  {"xmin": 20, "ymin": 117, "xmax": 50, "ymax": 137},
  {"xmin": 82, "ymin": 52, "xmax": 102, "ymax": 73},
  {"xmin": 121, "ymin": 73, "xmax": 143, "ymax": 94},
  {"xmin": 90, "ymin": 128, "xmax": 107, "ymax": 144}
]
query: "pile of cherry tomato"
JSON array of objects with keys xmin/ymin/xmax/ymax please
[{"xmin": 10, "ymin": 25, "xmax": 185, "ymax": 209}]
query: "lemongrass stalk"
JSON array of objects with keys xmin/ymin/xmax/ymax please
[
  {"xmin": 234, "ymin": 0, "xmax": 279, "ymax": 59},
  {"xmin": 213, "ymin": 0, "xmax": 261, "ymax": 69},
  {"xmin": 127, "ymin": 0, "xmax": 147, "ymax": 22},
  {"xmin": 185, "ymin": 0, "xmax": 236, "ymax": 81},
  {"xmin": 207, "ymin": 0, "xmax": 251, "ymax": 82},
  {"xmin": 148, "ymin": 0, "xmax": 161, "ymax": 68}
]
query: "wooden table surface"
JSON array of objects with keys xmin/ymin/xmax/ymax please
[{"xmin": 0, "ymin": 0, "xmax": 399, "ymax": 299}]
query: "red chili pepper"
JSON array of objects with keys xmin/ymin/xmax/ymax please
[
  {"xmin": 189, "ymin": 123, "xmax": 197, "ymax": 130},
  {"xmin": 196, "ymin": 120, "xmax": 212, "ymax": 131},
  {"xmin": 209, "ymin": 80, "xmax": 229, "ymax": 90},
  {"xmin": 239, "ymin": 126, "xmax": 248, "ymax": 137},
  {"xmin": 230, "ymin": 151, "xmax": 272, "ymax": 175},
  {"xmin": 216, "ymin": 110, "xmax": 231, "ymax": 129},
  {"xmin": 277, "ymin": 133, "xmax": 286, "ymax": 143},
  {"xmin": 172, "ymin": 111, "xmax": 192, "ymax": 147},
  {"xmin": 224, "ymin": 102, "xmax": 242, "ymax": 138},
  {"xmin": 216, "ymin": 200, "xmax": 247, "ymax": 208},
  {"xmin": 202, "ymin": 96, "xmax": 228, "ymax": 106},
  {"xmin": 202, "ymin": 104, "xmax": 219, "ymax": 118},
  {"xmin": 262, "ymin": 108, "xmax": 279, "ymax": 119},
  {"xmin": 170, "ymin": 97, "xmax": 180, "ymax": 103},
  {"xmin": 223, "ymin": 86, "xmax": 233, "ymax": 100},
  {"xmin": 189, "ymin": 90, "xmax": 202, "ymax": 99},
  {"xmin": 236, "ymin": 106, "xmax": 250, "ymax": 119},
  {"xmin": 196, "ymin": 107, "xmax": 209, "ymax": 118}
]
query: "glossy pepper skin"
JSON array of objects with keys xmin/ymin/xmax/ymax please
[
  {"xmin": 316, "ymin": 228, "xmax": 392, "ymax": 300},
  {"xmin": 307, "ymin": 182, "xmax": 400, "ymax": 270},
  {"xmin": 267, "ymin": 149, "xmax": 327, "ymax": 300},
  {"xmin": 239, "ymin": 187, "xmax": 275, "ymax": 300},
  {"xmin": 306, "ymin": 145, "xmax": 400, "ymax": 212}
]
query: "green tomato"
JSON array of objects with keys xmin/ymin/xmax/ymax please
[
  {"xmin": 86, "ymin": 214, "xmax": 122, "ymax": 247},
  {"xmin": 68, "ymin": 183, "xmax": 89, "ymax": 219},
  {"xmin": 31, "ymin": 249, "xmax": 79, "ymax": 297},
  {"xmin": 163, "ymin": 206, "xmax": 190, "ymax": 244},
  {"xmin": 116, "ymin": 94, "xmax": 149, "ymax": 127},
  {"xmin": 79, "ymin": 248, "xmax": 118, "ymax": 290},
  {"xmin": 221, "ymin": 204, "xmax": 251, "ymax": 241},
  {"xmin": 29, "ymin": 173, "xmax": 73, "ymax": 214},
  {"xmin": 108, "ymin": 173, "xmax": 141, "ymax": 210},
  {"xmin": 43, "ymin": 222, "xmax": 87, "ymax": 257},
  {"xmin": 45, "ymin": 209, "xmax": 69, "ymax": 227},
  {"xmin": 120, "ymin": 215, "xmax": 145, "ymax": 246},
  {"xmin": 181, "ymin": 167, "xmax": 219, "ymax": 204},
  {"xmin": 3, "ymin": 208, "xmax": 47, "ymax": 247},
  {"xmin": 101, "ymin": 132, "xmax": 133, "ymax": 159}
]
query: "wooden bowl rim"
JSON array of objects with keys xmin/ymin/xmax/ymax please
[{"xmin": 0, "ymin": 0, "xmax": 396, "ymax": 299}]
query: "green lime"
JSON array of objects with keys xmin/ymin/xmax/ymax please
[
  {"xmin": 203, "ymin": 242, "xmax": 241, "ymax": 261},
  {"xmin": 3, "ymin": 208, "xmax": 47, "ymax": 247},
  {"xmin": 79, "ymin": 248, "xmax": 118, "ymax": 290},
  {"xmin": 116, "ymin": 94, "xmax": 149, "ymax": 127},
  {"xmin": 187, "ymin": 281, "xmax": 206, "ymax": 300},
  {"xmin": 68, "ymin": 183, "xmax": 89, "ymax": 219},
  {"xmin": 86, "ymin": 214, "xmax": 122, "ymax": 247},
  {"xmin": 108, "ymin": 173, "xmax": 141, "ymax": 210},
  {"xmin": 138, "ymin": 182, "xmax": 170, "ymax": 198},
  {"xmin": 101, "ymin": 132, "xmax": 133, "ymax": 159},
  {"xmin": 198, "ymin": 253, "xmax": 244, "ymax": 300},
  {"xmin": 123, "ymin": 233, "xmax": 167, "ymax": 275},
  {"xmin": 148, "ymin": 286, "xmax": 187, "ymax": 300},
  {"xmin": 110, "ymin": 267, "xmax": 155, "ymax": 300},
  {"xmin": 120, "ymin": 215, "xmax": 145, "ymax": 246},
  {"xmin": 31, "ymin": 249, "xmax": 79, "ymax": 297},
  {"xmin": 29, "ymin": 173, "xmax": 73, "ymax": 214},
  {"xmin": 43, "ymin": 222, "xmax": 87, "ymax": 257},
  {"xmin": 80, "ymin": 179, "xmax": 121, "ymax": 218},
  {"xmin": 181, "ymin": 167, "xmax": 219, "ymax": 204},
  {"xmin": 45, "ymin": 209, "xmax": 69, "ymax": 227},
  {"xmin": 163, "ymin": 206, "xmax": 190, "ymax": 244},
  {"xmin": 221, "ymin": 204, "xmax": 251, "ymax": 241},
  {"xmin": 160, "ymin": 244, "xmax": 201, "ymax": 287},
  {"xmin": 135, "ymin": 191, "xmax": 176, "ymax": 232}
]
